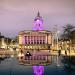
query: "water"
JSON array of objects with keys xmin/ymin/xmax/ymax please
[{"xmin": 0, "ymin": 57, "xmax": 75, "ymax": 75}]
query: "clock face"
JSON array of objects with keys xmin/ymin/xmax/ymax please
[{"xmin": 37, "ymin": 19, "xmax": 39, "ymax": 22}]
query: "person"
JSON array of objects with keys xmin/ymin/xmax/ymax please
[
  {"xmin": 58, "ymin": 50, "xmax": 61, "ymax": 56},
  {"xmin": 25, "ymin": 51, "xmax": 32, "ymax": 59},
  {"xmin": 21, "ymin": 50, "xmax": 23, "ymax": 53},
  {"xmin": 65, "ymin": 50, "xmax": 67, "ymax": 56}
]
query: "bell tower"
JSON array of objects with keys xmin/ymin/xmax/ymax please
[{"xmin": 33, "ymin": 12, "xmax": 43, "ymax": 30}]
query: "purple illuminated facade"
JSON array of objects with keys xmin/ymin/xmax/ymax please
[
  {"xmin": 33, "ymin": 12, "xmax": 43, "ymax": 30},
  {"xmin": 33, "ymin": 12, "xmax": 44, "ymax": 75},
  {"xmin": 18, "ymin": 12, "xmax": 52, "ymax": 75}
]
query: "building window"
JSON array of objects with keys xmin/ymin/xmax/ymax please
[
  {"xmin": 37, "ymin": 40, "xmax": 39, "ymax": 44},
  {"xmin": 31, "ymin": 41, "xmax": 33, "ymax": 44},
  {"xmin": 25, "ymin": 40, "xmax": 27, "ymax": 44},
  {"xmin": 25, "ymin": 36, "xmax": 27, "ymax": 44},
  {"xmin": 25, "ymin": 41, "xmax": 27, "ymax": 44},
  {"xmin": 40, "ymin": 40, "xmax": 42, "ymax": 44},
  {"xmin": 25, "ymin": 36, "xmax": 27, "ymax": 39},
  {"xmin": 34, "ymin": 40, "xmax": 36, "ymax": 44}
]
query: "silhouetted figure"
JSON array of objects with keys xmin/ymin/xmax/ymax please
[
  {"xmin": 65, "ymin": 50, "xmax": 67, "ymax": 56},
  {"xmin": 21, "ymin": 50, "xmax": 23, "ymax": 53},
  {"xmin": 58, "ymin": 50, "xmax": 61, "ymax": 56},
  {"xmin": 25, "ymin": 51, "xmax": 32, "ymax": 59}
]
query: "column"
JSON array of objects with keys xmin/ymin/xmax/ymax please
[
  {"xmin": 27, "ymin": 36, "xmax": 28, "ymax": 44},
  {"xmin": 42, "ymin": 36, "xmax": 43, "ymax": 44},
  {"xmin": 45, "ymin": 34, "xmax": 48, "ymax": 44},
  {"xmin": 33, "ymin": 36, "xmax": 34, "ymax": 44},
  {"xmin": 30, "ymin": 36, "xmax": 31, "ymax": 44},
  {"xmin": 22, "ymin": 35, "xmax": 25, "ymax": 44},
  {"xmin": 38, "ymin": 36, "xmax": 40, "ymax": 44}
]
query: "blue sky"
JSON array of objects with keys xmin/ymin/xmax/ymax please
[{"xmin": 0, "ymin": 0, "xmax": 75, "ymax": 37}]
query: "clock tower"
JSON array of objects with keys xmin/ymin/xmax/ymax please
[{"xmin": 33, "ymin": 12, "xmax": 43, "ymax": 30}]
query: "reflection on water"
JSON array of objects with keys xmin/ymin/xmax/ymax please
[
  {"xmin": 0, "ymin": 57, "xmax": 75, "ymax": 75},
  {"xmin": 33, "ymin": 66, "xmax": 44, "ymax": 75}
]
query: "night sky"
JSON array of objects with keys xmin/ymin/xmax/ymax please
[{"xmin": 0, "ymin": 0, "xmax": 75, "ymax": 37}]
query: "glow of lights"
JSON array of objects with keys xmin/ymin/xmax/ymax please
[
  {"xmin": 33, "ymin": 65, "xmax": 44, "ymax": 75},
  {"xmin": 37, "ymin": 19, "xmax": 39, "ymax": 22},
  {"xmin": 18, "ymin": 53, "xmax": 24, "ymax": 57},
  {"xmin": 33, "ymin": 13, "xmax": 43, "ymax": 30}
]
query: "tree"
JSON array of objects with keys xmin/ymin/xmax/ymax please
[
  {"xmin": 61, "ymin": 24, "xmax": 75, "ymax": 68},
  {"xmin": 61, "ymin": 24, "xmax": 75, "ymax": 57},
  {"xmin": 62, "ymin": 24, "xmax": 75, "ymax": 41}
]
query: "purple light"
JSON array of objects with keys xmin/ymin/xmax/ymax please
[
  {"xmin": 33, "ymin": 65, "xmax": 44, "ymax": 75},
  {"xmin": 33, "ymin": 12, "xmax": 43, "ymax": 31}
]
